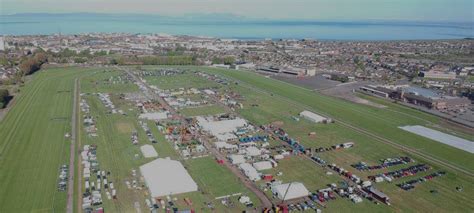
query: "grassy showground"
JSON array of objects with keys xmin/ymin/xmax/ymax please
[
  {"xmin": 81, "ymin": 69, "xmax": 139, "ymax": 93},
  {"xmin": 130, "ymin": 66, "xmax": 474, "ymax": 212},
  {"xmin": 79, "ymin": 69, "xmax": 259, "ymax": 212},
  {"xmin": 201, "ymin": 67, "xmax": 474, "ymax": 172},
  {"xmin": 355, "ymin": 93, "xmax": 474, "ymax": 141},
  {"xmin": 179, "ymin": 105, "xmax": 226, "ymax": 117},
  {"xmin": 2, "ymin": 66, "xmax": 473, "ymax": 213},
  {"xmin": 187, "ymin": 66, "xmax": 472, "ymax": 211},
  {"xmin": 212, "ymin": 68, "xmax": 473, "ymax": 212},
  {"xmin": 0, "ymin": 67, "xmax": 95, "ymax": 212},
  {"xmin": 185, "ymin": 157, "xmax": 261, "ymax": 206},
  {"xmin": 144, "ymin": 73, "xmax": 220, "ymax": 90}
]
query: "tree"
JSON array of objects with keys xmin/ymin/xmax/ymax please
[
  {"xmin": 18, "ymin": 52, "xmax": 48, "ymax": 76},
  {"xmin": 78, "ymin": 49, "xmax": 92, "ymax": 58},
  {"xmin": 34, "ymin": 52, "xmax": 48, "ymax": 64},
  {"xmin": 0, "ymin": 88, "xmax": 9, "ymax": 108},
  {"xmin": 74, "ymin": 57, "xmax": 88, "ymax": 63},
  {"xmin": 223, "ymin": 56, "xmax": 235, "ymax": 65},
  {"xmin": 94, "ymin": 50, "xmax": 108, "ymax": 56}
]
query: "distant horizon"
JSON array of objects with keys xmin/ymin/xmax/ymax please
[
  {"xmin": 2, "ymin": 0, "xmax": 472, "ymax": 22},
  {"xmin": 1, "ymin": 13, "xmax": 472, "ymax": 40},
  {"xmin": 0, "ymin": 11, "xmax": 474, "ymax": 23},
  {"xmin": 2, "ymin": 12, "xmax": 474, "ymax": 24}
]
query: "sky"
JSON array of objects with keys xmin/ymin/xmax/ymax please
[{"xmin": 1, "ymin": 0, "xmax": 473, "ymax": 22}]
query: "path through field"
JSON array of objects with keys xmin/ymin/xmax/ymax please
[{"xmin": 66, "ymin": 79, "xmax": 78, "ymax": 213}]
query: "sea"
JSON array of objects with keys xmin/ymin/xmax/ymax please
[{"xmin": 1, "ymin": 13, "xmax": 473, "ymax": 40}]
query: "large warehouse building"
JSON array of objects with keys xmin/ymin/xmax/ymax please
[
  {"xmin": 139, "ymin": 158, "xmax": 198, "ymax": 198},
  {"xmin": 299, "ymin": 110, "xmax": 328, "ymax": 123}
]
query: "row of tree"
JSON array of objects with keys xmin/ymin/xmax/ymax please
[
  {"xmin": 18, "ymin": 52, "xmax": 48, "ymax": 76},
  {"xmin": 212, "ymin": 56, "xmax": 235, "ymax": 65}
]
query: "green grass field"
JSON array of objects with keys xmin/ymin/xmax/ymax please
[
  {"xmin": 179, "ymin": 105, "xmax": 226, "ymax": 117},
  {"xmin": 133, "ymin": 66, "xmax": 474, "ymax": 212},
  {"xmin": 81, "ymin": 69, "xmax": 139, "ymax": 93},
  {"xmin": 2, "ymin": 66, "xmax": 473, "ymax": 212},
  {"xmin": 204, "ymin": 69, "xmax": 473, "ymax": 212},
  {"xmin": 144, "ymin": 73, "xmax": 220, "ymax": 90},
  {"xmin": 201, "ymin": 67, "xmax": 474, "ymax": 172},
  {"xmin": 355, "ymin": 93, "xmax": 474, "ymax": 140},
  {"xmin": 0, "ymin": 67, "xmax": 95, "ymax": 212},
  {"xmin": 79, "ymin": 70, "xmax": 259, "ymax": 212}
]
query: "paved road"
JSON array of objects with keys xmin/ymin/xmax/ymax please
[{"xmin": 66, "ymin": 78, "xmax": 78, "ymax": 213}]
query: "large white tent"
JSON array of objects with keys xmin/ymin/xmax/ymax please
[
  {"xmin": 140, "ymin": 144, "xmax": 158, "ymax": 158},
  {"xmin": 245, "ymin": 146, "xmax": 261, "ymax": 157},
  {"xmin": 229, "ymin": 154, "xmax": 246, "ymax": 165},
  {"xmin": 196, "ymin": 116, "xmax": 248, "ymax": 140},
  {"xmin": 139, "ymin": 112, "xmax": 168, "ymax": 120},
  {"xmin": 214, "ymin": 141, "xmax": 238, "ymax": 150},
  {"xmin": 140, "ymin": 158, "xmax": 198, "ymax": 198},
  {"xmin": 253, "ymin": 161, "xmax": 273, "ymax": 171},
  {"xmin": 239, "ymin": 163, "xmax": 261, "ymax": 181},
  {"xmin": 272, "ymin": 182, "xmax": 309, "ymax": 200}
]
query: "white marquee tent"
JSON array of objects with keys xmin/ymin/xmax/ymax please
[
  {"xmin": 140, "ymin": 158, "xmax": 198, "ymax": 198},
  {"xmin": 139, "ymin": 112, "xmax": 168, "ymax": 121},
  {"xmin": 272, "ymin": 182, "xmax": 309, "ymax": 200},
  {"xmin": 253, "ymin": 161, "xmax": 273, "ymax": 171}
]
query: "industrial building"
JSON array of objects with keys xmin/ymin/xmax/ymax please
[
  {"xmin": 359, "ymin": 86, "xmax": 471, "ymax": 111},
  {"xmin": 139, "ymin": 158, "xmax": 198, "ymax": 197},
  {"xmin": 432, "ymin": 96, "xmax": 471, "ymax": 111},
  {"xmin": 422, "ymin": 71, "xmax": 456, "ymax": 80},
  {"xmin": 256, "ymin": 66, "xmax": 316, "ymax": 76},
  {"xmin": 299, "ymin": 110, "xmax": 328, "ymax": 123}
]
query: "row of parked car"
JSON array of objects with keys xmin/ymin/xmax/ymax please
[
  {"xmin": 287, "ymin": 201, "xmax": 321, "ymax": 212},
  {"xmin": 369, "ymin": 164, "xmax": 431, "ymax": 181},
  {"xmin": 397, "ymin": 171, "xmax": 446, "ymax": 191},
  {"xmin": 352, "ymin": 156, "xmax": 413, "ymax": 171},
  {"xmin": 57, "ymin": 164, "xmax": 68, "ymax": 191}
]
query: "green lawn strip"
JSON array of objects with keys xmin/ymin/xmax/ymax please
[
  {"xmin": 144, "ymin": 73, "xmax": 220, "ymax": 90},
  {"xmin": 179, "ymin": 105, "xmax": 226, "ymax": 117},
  {"xmin": 0, "ymin": 68, "xmax": 93, "ymax": 212}
]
